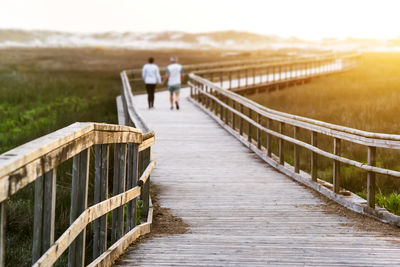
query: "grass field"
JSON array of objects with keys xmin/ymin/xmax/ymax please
[
  {"xmin": 0, "ymin": 47, "xmax": 284, "ymax": 266},
  {"xmin": 249, "ymin": 52, "xmax": 400, "ymax": 210}
]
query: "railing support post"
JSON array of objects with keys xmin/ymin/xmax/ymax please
[
  {"xmin": 93, "ymin": 144, "xmax": 109, "ymax": 259},
  {"xmin": 126, "ymin": 143, "xmax": 139, "ymax": 231},
  {"xmin": 279, "ymin": 122, "xmax": 284, "ymax": 164},
  {"xmin": 141, "ymin": 147, "xmax": 151, "ymax": 218},
  {"xmin": 33, "ymin": 169, "xmax": 56, "ymax": 264},
  {"xmin": 0, "ymin": 202, "xmax": 6, "ymax": 267},
  {"xmin": 267, "ymin": 119, "xmax": 272, "ymax": 157},
  {"xmin": 333, "ymin": 138, "xmax": 341, "ymax": 193},
  {"xmin": 68, "ymin": 149, "xmax": 90, "ymax": 267},
  {"xmin": 112, "ymin": 144, "xmax": 127, "ymax": 243},
  {"xmin": 311, "ymin": 131, "xmax": 318, "ymax": 181},
  {"xmin": 225, "ymin": 97, "xmax": 229, "ymax": 124},
  {"xmin": 294, "ymin": 126, "xmax": 300, "ymax": 173},
  {"xmin": 239, "ymin": 104, "xmax": 244, "ymax": 136},
  {"xmin": 367, "ymin": 147, "xmax": 376, "ymax": 208},
  {"xmin": 248, "ymin": 109, "xmax": 252, "ymax": 143},
  {"xmin": 219, "ymin": 96, "xmax": 224, "ymax": 121},
  {"xmin": 232, "ymin": 101, "xmax": 236, "ymax": 130},
  {"xmin": 257, "ymin": 114, "xmax": 261, "ymax": 149}
]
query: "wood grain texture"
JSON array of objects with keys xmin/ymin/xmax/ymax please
[
  {"xmin": 115, "ymin": 88, "xmax": 400, "ymax": 266},
  {"xmin": 0, "ymin": 123, "xmax": 142, "ymax": 203}
]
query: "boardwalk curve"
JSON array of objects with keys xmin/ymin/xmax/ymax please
[{"xmin": 116, "ymin": 89, "xmax": 400, "ymax": 266}]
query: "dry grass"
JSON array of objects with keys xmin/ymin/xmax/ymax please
[
  {"xmin": 249, "ymin": 52, "xmax": 400, "ymax": 134},
  {"xmin": 248, "ymin": 52, "xmax": 400, "ymax": 198}
]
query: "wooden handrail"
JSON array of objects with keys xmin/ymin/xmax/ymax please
[
  {"xmin": 188, "ymin": 52, "xmax": 400, "ymax": 217},
  {"xmin": 124, "ymin": 56, "xmax": 295, "ymax": 81},
  {"xmin": 0, "ymin": 122, "xmax": 156, "ymax": 267}
]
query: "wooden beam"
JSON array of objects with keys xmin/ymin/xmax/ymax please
[
  {"xmin": 68, "ymin": 149, "xmax": 90, "ymax": 267},
  {"xmin": 93, "ymin": 144, "xmax": 109, "ymax": 259},
  {"xmin": 294, "ymin": 126, "xmax": 300, "ymax": 173},
  {"xmin": 333, "ymin": 138, "xmax": 341, "ymax": 193},
  {"xmin": 112, "ymin": 144, "xmax": 127, "ymax": 244},
  {"xmin": 311, "ymin": 131, "xmax": 318, "ymax": 181},
  {"xmin": 367, "ymin": 147, "xmax": 376, "ymax": 208}
]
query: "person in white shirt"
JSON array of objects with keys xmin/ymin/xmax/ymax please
[
  {"xmin": 142, "ymin": 57, "xmax": 161, "ymax": 108},
  {"xmin": 163, "ymin": 57, "xmax": 185, "ymax": 110}
]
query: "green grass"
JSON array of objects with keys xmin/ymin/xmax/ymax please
[{"xmin": 1, "ymin": 47, "xmax": 286, "ymax": 266}]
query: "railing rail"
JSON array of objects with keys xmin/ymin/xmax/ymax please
[
  {"xmin": 124, "ymin": 56, "xmax": 296, "ymax": 82},
  {"xmin": 188, "ymin": 52, "xmax": 400, "ymax": 226},
  {"xmin": 0, "ymin": 123, "xmax": 155, "ymax": 267},
  {"xmin": 192, "ymin": 53, "xmax": 359, "ymax": 93}
]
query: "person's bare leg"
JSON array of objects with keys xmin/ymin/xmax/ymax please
[
  {"xmin": 170, "ymin": 92, "xmax": 174, "ymax": 109},
  {"xmin": 175, "ymin": 92, "xmax": 180, "ymax": 110}
]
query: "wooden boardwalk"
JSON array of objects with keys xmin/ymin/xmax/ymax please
[{"xmin": 116, "ymin": 88, "xmax": 400, "ymax": 266}]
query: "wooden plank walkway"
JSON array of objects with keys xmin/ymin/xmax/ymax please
[{"xmin": 115, "ymin": 88, "xmax": 400, "ymax": 266}]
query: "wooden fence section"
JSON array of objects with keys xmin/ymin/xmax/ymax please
[
  {"xmin": 188, "ymin": 62, "xmax": 400, "ymax": 226},
  {"xmin": 193, "ymin": 53, "xmax": 359, "ymax": 95},
  {"xmin": 125, "ymin": 56, "xmax": 294, "ymax": 82},
  {"xmin": 0, "ymin": 123, "xmax": 156, "ymax": 267}
]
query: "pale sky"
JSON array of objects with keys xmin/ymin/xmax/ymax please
[{"xmin": 1, "ymin": 0, "xmax": 400, "ymax": 40}]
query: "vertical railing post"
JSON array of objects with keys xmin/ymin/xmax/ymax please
[
  {"xmin": 232, "ymin": 101, "xmax": 236, "ymax": 130},
  {"xmin": 68, "ymin": 149, "xmax": 90, "ymax": 267},
  {"xmin": 279, "ymin": 122, "xmax": 284, "ymax": 165},
  {"xmin": 126, "ymin": 143, "xmax": 139, "ymax": 230},
  {"xmin": 333, "ymin": 138, "xmax": 341, "ymax": 193},
  {"xmin": 33, "ymin": 169, "xmax": 56, "ymax": 264},
  {"xmin": 248, "ymin": 109, "xmax": 252, "ymax": 143},
  {"xmin": 367, "ymin": 147, "xmax": 376, "ymax": 208},
  {"xmin": 257, "ymin": 114, "xmax": 261, "ymax": 149},
  {"xmin": 140, "ymin": 147, "xmax": 151, "ymax": 218},
  {"xmin": 267, "ymin": 119, "xmax": 272, "ymax": 157},
  {"xmin": 220, "ymin": 96, "xmax": 224, "ymax": 121},
  {"xmin": 239, "ymin": 104, "xmax": 244, "ymax": 136},
  {"xmin": 111, "ymin": 144, "xmax": 127, "ymax": 243},
  {"xmin": 225, "ymin": 97, "xmax": 229, "ymax": 124},
  {"xmin": 0, "ymin": 202, "xmax": 5, "ymax": 267},
  {"xmin": 294, "ymin": 126, "xmax": 300, "ymax": 173},
  {"xmin": 93, "ymin": 144, "xmax": 109, "ymax": 260},
  {"xmin": 311, "ymin": 132, "xmax": 318, "ymax": 181}
]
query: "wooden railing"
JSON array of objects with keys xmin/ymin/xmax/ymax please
[
  {"xmin": 188, "ymin": 53, "xmax": 400, "ymax": 226},
  {"xmin": 193, "ymin": 53, "xmax": 359, "ymax": 94},
  {"xmin": 125, "ymin": 56, "xmax": 295, "ymax": 82},
  {"xmin": 0, "ymin": 123, "xmax": 155, "ymax": 267}
]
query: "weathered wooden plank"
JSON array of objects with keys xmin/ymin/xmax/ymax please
[
  {"xmin": 112, "ymin": 144, "xmax": 127, "ymax": 244},
  {"xmin": 140, "ymin": 148, "xmax": 151, "ymax": 218},
  {"xmin": 68, "ymin": 149, "xmax": 90, "ymax": 267},
  {"xmin": 367, "ymin": 146, "xmax": 376, "ymax": 208},
  {"xmin": 0, "ymin": 124, "xmax": 142, "ymax": 203},
  {"xmin": 93, "ymin": 144, "xmax": 109, "ymax": 259},
  {"xmin": 333, "ymin": 138, "xmax": 341, "ymax": 193},
  {"xmin": 32, "ymin": 175, "xmax": 44, "ymax": 264},
  {"xmin": 116, "ymin": 88, "xmax": 400, "ymax": 267},
  {"xmin": 0, "ymin": 202, "xmax": 5, "ymax": 267},
  {"xmin": 279, "ymin": 122, "xmax": 284, "ymax": 165},
  {"xmin": 294, "ymin": 126, "xmax": 300, "ymax": 173},
  {"xmin": 311, "ymin": 131, "xmax": 318, "ymax": 181},
  {"xmin": 126, "ymin": 143, "xmax": 140, "ymax": 232}
]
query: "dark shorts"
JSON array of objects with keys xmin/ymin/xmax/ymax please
[{"xmin": 168, "ymin": 84, "xmax": 180, "ymax": 93}]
